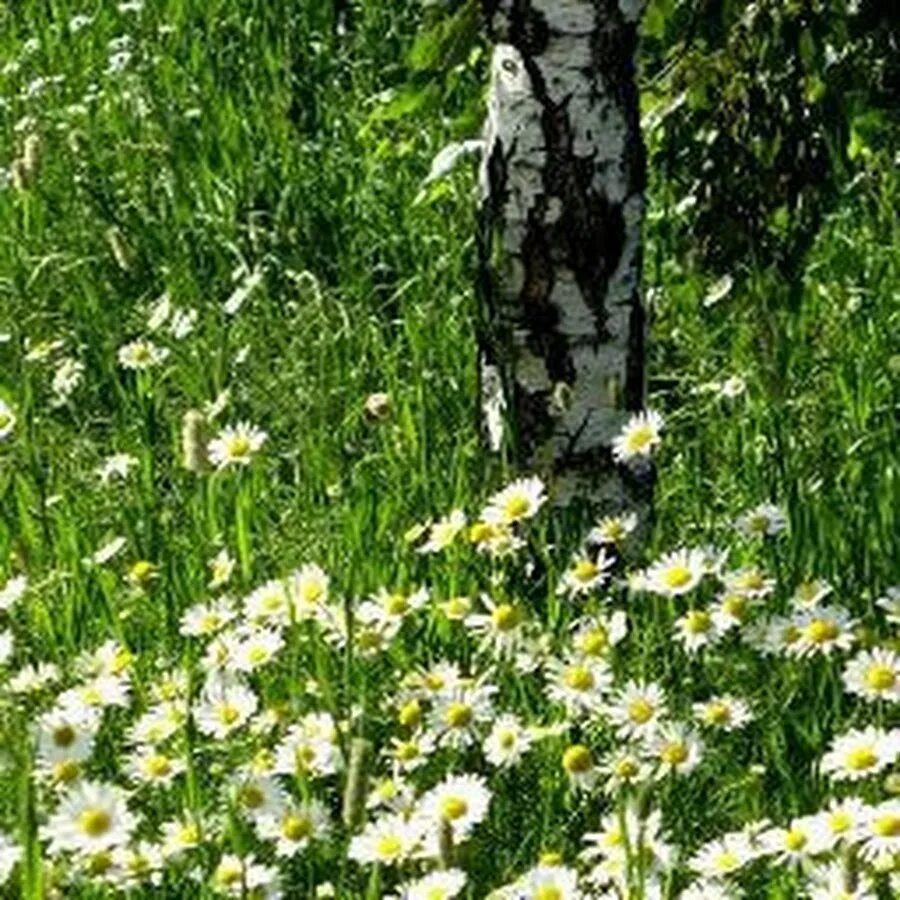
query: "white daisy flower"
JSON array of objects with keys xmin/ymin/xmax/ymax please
[
  {"xmin": 762, "ymin": 815, "xmax": 832, "ymax": 863},
  {"xmin": 208, "ymin": 548, "xmax": 235, "ymax": 589},
  {"xmin": 210, "ymin": 853, "xmax": 277, "ymax": 897},
  {"xmin": 588, "ymin": 512, "xmax": 638, "ymax": 546},
  {"xmin": 820, "ymin": 726, "xmax": 900, "ymax": 781},
  {"xmin": 723, "ymin": 566, "xmax": 776, "ymax": 599},
  {"xmin": 611, "ymin": 409, "xmax": 664, "ymax": 463},
  {"xmin": 561, "ymin": 743, "xmax": 597, "ymax": 790},
  {"xmin": 387, "ymin": 733, "xmax": 436, "ymax": 775},
  {"xmin": 482, "ymin": 476, "xmax": 547, "ymax": 526},
  {"xmin": 0, "ymin": 574, "xmax": 26, "ymax": 611},
  {"xmin": 179, "ymin": 598, "xmax": 236, "ymax": 638},
  {"xmin": 417, "ymin": 773, "xmax": 491, "ymax": 842},
  {"xmin": 842, "ymin": 647, "xmax": 900, "ymax": 702},
  {"xmin": 517, "ymin": 864, "xmax": 582, "ymax": 899},
  {"xmin": 272, "ymin": 717, "xmax": 342, "ymax": 780},
  {"xmin": 243, "ymin": 581, "xmax": 291, "ymax": 626},
  {"xmin": 194, "ymin": 679, "xmax": 258, "ymax": 739},
  {"xmin": 232, "ymin": 773, "xmax": 287, "ymax": 825},
  {"xmin": 50, "ymin": 356, "xmax": 84, "ymax": 403},
  {"xmin": 207, "ymin": 422, "xmax": 267, "ymax": 469},
  {"xmin": 876, "ymin": 586, "xmax": 900, "ymax": 625},
  {"xmin": 348, "ymin": 814, "xmax": 422, "ymax": 867},
  {"xmin": 42, "ymin": 781, "xmax": 135, "ymax": 854},
  {"xmin": 545, "ymin": 655, "xmax": 612, "ymax": 716},
  {"xmin": 608, "ymin": 681, "xmax": 668, "ymax": 740},
  {"xmin": 256, "ymin": 800, "xmax": 330, "ymax": 857},
  {"xmin": 791, "ymin": 606, "xmax": 857, "ymax": 658},
  {"xmin": 0, "ymin": 631, "xmax": 12, "ymax": 666},
  {"xmin": 96, "ymin": 453, "xmax": 138, "ymax": 485},
  {"xmin": 692, "ymin": 695, "xmax": 753, "ymax": 731},
  {"xmin": 646, "ymin": 548, "xmax": 707, "ymax": 597},
  {"xmin": 688, "ymin": 833, "xmax": 755, "ymax": 879},
  {"xmin": 710, "ymin": 592, "xmax": 754, "ymax": 632},
  {"xmin": 570, "ymin": 612, "xmax": 628, "ymax": 658},
  {"xmin": 428, "ymin": 682, "xmax": 497, "ymax": 749},
  {"xmin": 417, "ymin": 509, "xmax": 467, "ymax": 554},
  {"xmin": 395, "ymin": 868, "xmax": 467, "ymax": 900},
  {"xmin": 288, "ymin": 563, "xmax": 330, "ymax": 619},
  {"xmin": 127, "ymin": 747, "xmax": 185, "ymax": 787},
  {"xmin": 117, "ymin": 339, "xmax": 169, "ymax": 370},
  {"xmin": 8, "ymin": 661, "xmax": 59, "ymax": 694},
  {"xmin": 674, "ymin": 607, "xmax": 723, "ymax": 653},
  {"xmin": 791, "ymin": 578, "xmax": 833, "ymax": 610},
  {"xmin": 735, "ymin": 502, "xmax": 787, "ymax": 538},
  {"xmin": 649, "ymin": 723, "xmax": 704, "ymax": 777},
  {"xmin": 466, "ymin": 596, "xmax": 529, "ymax": 657},
  {"xmin": 599, "ymin": 748, "xmax": 653, "ymax": 792},
  {"xmin": 483, "ymin": 715, "xmax": 533, "ymax": 768},
  {"xmin": 558, "ymin": 548, "xmax": 615, "ymax": 598},
  {"xmin": 856, "ymin": 800, "xmax": 900, "ymax": 863}
]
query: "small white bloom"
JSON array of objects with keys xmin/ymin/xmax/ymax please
[
  {"xmin": 612, "ymin": 409, "xmax": 664, "ymax": 463},
  {"xmin": 207, "ymin": 422, "xmax": 267, "ymax": 469},
  {"xmin": 117, "ymin": 339, "xmax": 169, "ymax": 370}
]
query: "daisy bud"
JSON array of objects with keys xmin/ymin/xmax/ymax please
[
  {"xmin": 105, "ymin": 225, "xmax": 133, "ymax": 271},
  {"xmin": 182, "ymin": 410, "xmax": 208, "ymax": 474},
  {"xmin": 363, "ymin": 391, "xmax": 391, "ymax": 422},
  {"xmin": 884, "ymin": 773, "xmax": 900, "ymax": 796},
  {"xmin": 342, "ymin": 738, "xmax": 372, "ymax": 831},
  {"xmin": 22, "ymin": 133, "xmax": 41, "ymax": 180}
]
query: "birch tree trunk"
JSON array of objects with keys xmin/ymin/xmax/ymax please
[{"xmin": 478, "ymin": 0, "xmax": 648, "ymax": 507}]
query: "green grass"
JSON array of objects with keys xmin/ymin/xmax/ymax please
[{"xmin": 0, "ymin": 2, "xmax": 897, "ymax": 898}]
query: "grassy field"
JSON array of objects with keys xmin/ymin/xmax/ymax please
[{"xmin": 0, "ymin": 2, "xmax": 897, "ymax": 898}]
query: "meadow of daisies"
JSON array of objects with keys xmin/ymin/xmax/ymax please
[{"xmin": 0, "ymin": 2, "xmax": 898, "ymax": 899}]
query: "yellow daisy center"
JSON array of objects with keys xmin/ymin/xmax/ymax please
[
  {"xmin": 685, "ymin": 610, "xmax": 711, "ymax": 634},
  {"xmin": 218, "ymin": 704, "xmax": 240, "ymax": 725},
  {"xmin": 146, "ymin": 754, "xmax": 172, "ymax": 778},
  {"xmin": 628, "ymin": 697, "xmax": 655, "ymax": 724},
  {"xmin": 573, "ymin": 559, "xmax": 599, "ymax": 582},
  {"xmin": 625, "ymin": 424, "xmax": 655, "ymax": 452},
  {"xmin": 872, "ymin": 814, "xmax": 900, "ymax": 837},
  {"xmin": 376, "ymin": 835, "xmax": 403, "ymax": 859},
  {"xmin": 564, "ymin": 666, "xmax": 594, "ymax": 692},
  {"xmin": 615, "ymin": 757, "xmax": 639, "ymax": 778},
  {"xmin": 580, "ymin": 628, "xmax": 609, "ymax": 656},
  {"xmin": 805, "ymin": 618, "xmax": 840, "ymax": 644},
  {"xmin": 865, "ymin": 663, "xmax": 895, "ymax": 691},
  {"xmin": 440, "ymin": 796, "xmax": 468, "ymax": 821},
  {"xmin": 503, "ymin": 494, "xmax": 530, "ymax": 520},
  {"xmin": 445, "ymin": 702, "xmax": 473, "ymax": 728},
  {"xmin": 706, "ymin": 702, "xmax": 732, "ymax": 725},
  {"xmin": 534, "ymin": 888, "xmax": 563, "ymax": 900},
  {"xmin": 660, "ymin": 742, "xmax": 689, "ymax": 766},
  {"xmin": 227, "ymin": 434, "xmax": 251, "ymax": 457},
  {"xmin": 846, "ymin": 746, "xmax": 878, "ymax": 771},
  {"xmin": 384, "ymin": 594, "xmax": 409, "ymax": 616},
  {"xmin": 492, "ymin": 603, "xmax": 521, "ymax": 631},
  {"xmin": 53, "ymin": 725, "xmax": 77, "ymax": 748},
  {"xmin": 282, "ymin": 814, "xmax": 313, "ymax": 841},
  {"xmin": 79, "ymin": 807, "xmax": 112, "ymax": 838},
  {"xmin": 784, "ymin": 829, "xmax": 807, "ymax": 852},
  {"xmin": 663, "ymin": 565, "xmax": 692, "ymax": 589}
]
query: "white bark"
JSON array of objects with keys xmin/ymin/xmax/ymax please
[{"xmin": 478, "ymin": 0, "xmax": 648, "ymax": 506}]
